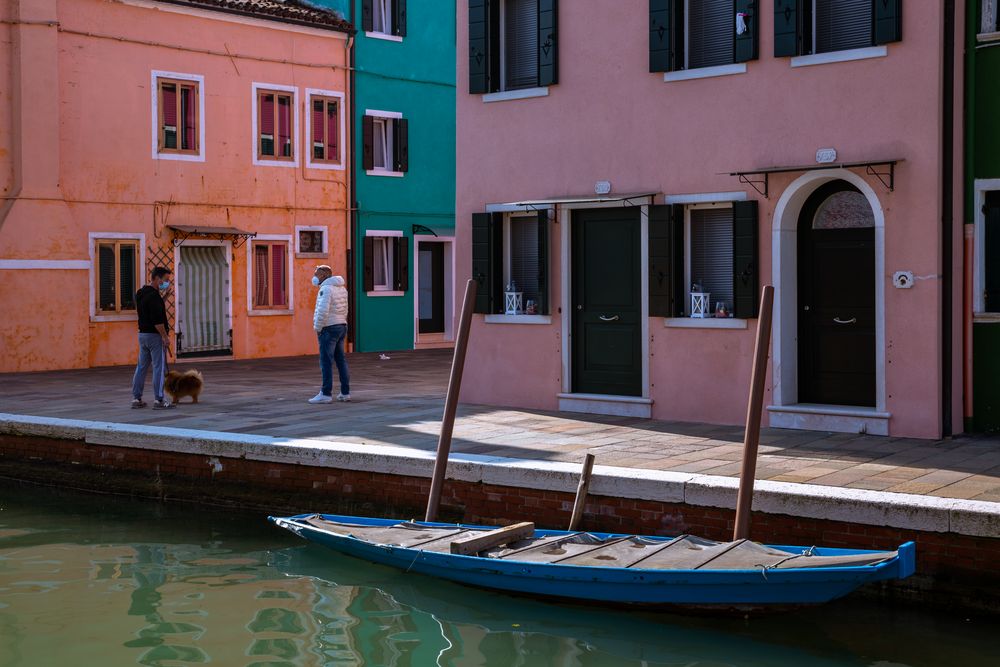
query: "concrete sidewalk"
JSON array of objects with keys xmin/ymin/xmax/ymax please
[{"xmin": 1, "ymin": 350, "xmax": 998, "ymax": 502}]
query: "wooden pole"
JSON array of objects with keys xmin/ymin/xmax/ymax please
[
  {"xmin": 425, "ymin": 279, "xmax": 478, "ymax": 522},
  {"xmin": 567, "ymin": 453, "xmax": 596, "ymax": 531},
  {"xmin": 733, "ymin": 285, "xmax": 775, "ymax": 541}
]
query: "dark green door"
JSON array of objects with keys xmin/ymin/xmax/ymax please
[{"xmin": 571, "ymin": 208, "xmax": 642, "ymax": 396}]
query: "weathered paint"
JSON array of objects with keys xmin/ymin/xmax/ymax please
[
  {"xmin": 352, "ymin": 0, "xmax": 456, "ymax": 352},
  {"xmin": 455, "ymin": 2, "xmax": 964, "ymax": 439},
  {"xmin": 0, "ymin": 0, "xmax": 350, "ymax": 372}
]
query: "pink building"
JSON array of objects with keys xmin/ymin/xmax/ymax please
[
  {"xmin": 457, "ymin": 1, "xmax": 963, "ymax": 439},
  {"xmin": 0, "ymin": 0, "xmax": 351, "ymax": 372}
]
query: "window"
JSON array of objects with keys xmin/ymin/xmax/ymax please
[
  {"xmin": 253, "ymin": 84, "xmax": 298, "ymax": 166},
  {"xmin": 309, "ymin": 95, "xmax": 341, "ymax": 165},
  {"xmin": 773, "ymin": 0, "xmax": 901, "ymax": 58},
  {"xmin": 363, "ymin": 233, "xmax": 408, "ymax": 294},
  {"xmin": 983, "ymin": 0, "xmax": 998, "ymax": 35},
  {"xmin": 363, "ymin": 0, "xmax": 407, "ymax": 38},
  {"xmin": 296, "ymin": 226, "xmax": 327, "ymax": 256},
  {"xmin": 469, "ymin": 0, "xmax": 558, "ymax": 94},
  {"xmin": 151, "ymin": 71, "xmax": 204, "ymax": 161},
  {"xmin": 650, "ymin": 1, "xmax": 756, "ymax": 73},
  {"xmin": 95, "ymin": 240, "xmax": 139, "ymax": 314},
  {"xmin": 506, "ymin": 214, "xmax": 541, "ymax": 307},
  {"xmin": 251, "ymin": 242, "xmax": 289, "ymax": 309},
  {"xmin": 470, "ymin": 211, "xmax": 549, "ymax": 315},
  {"xmin": 362, "ymin": 112, "xmax": 408, "ymax": 174},
  {"xmin": 687, "ymin": 207, "xmax": 734, "ymax": 317}
]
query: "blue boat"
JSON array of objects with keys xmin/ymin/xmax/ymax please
[{"xmin": 270, "ymin": 513, "xmax": 915, "ymax": 609}]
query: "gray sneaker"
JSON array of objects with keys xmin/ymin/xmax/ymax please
[
  {"xmin": 152, "ymin": 400, "xmax": 175, "ymax": 410},
  {"xmin": 131, "ymin": 399, "xmax": 147, "ymax": 409},
  {"xmin": 337, "ymin": 393, "xmax": 351, "ymax": 402}
]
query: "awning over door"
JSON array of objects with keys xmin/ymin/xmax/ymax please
[
  {"xmin": 168, "ymin": 225, "xmax": 257, "ymax": 247},
  {"xmin": 728, "ymin": 159, "xmax": 902, "ymax": 199},
  {"xmin": 499, "ymin": 192, "xmax": 660, "ymax": 209}
]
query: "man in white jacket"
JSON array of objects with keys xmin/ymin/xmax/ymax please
[{"xmin": 308, "ymin": 265, "xmax": 351, "ymax": 404}]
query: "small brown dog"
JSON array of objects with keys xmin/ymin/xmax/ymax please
[{"xmin": 164, "ymin": 370, "xmax": 204, "ymax": 404}]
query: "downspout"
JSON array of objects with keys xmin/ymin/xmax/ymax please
[
  {"xmin": 942, "ymin": 0, "xmax": 956, "ymax": 437},
  {"xmin": 347, "ymin": 1, "xmax": 358, "ymax": 351},
  {"xmin": 963, "ymin": 1, "xmax": 977, "ymax": 432}
]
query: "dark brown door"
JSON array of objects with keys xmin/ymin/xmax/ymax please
[
  {"xmin": 572, "ymin": 208, "xmax": 642, "ymax": 396},
  {"xmin": 798, "ymin": 182, "xmax": 876, "ymax": 407},
  {"xmin": 418, "ymin": 243, "xmax": 444, "ymax": 334}
]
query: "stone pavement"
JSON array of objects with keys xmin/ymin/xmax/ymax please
[{"xmin": 1, "ymin": 350, "xmax": 998, "ymax": 502}]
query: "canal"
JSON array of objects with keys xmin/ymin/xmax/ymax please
[{"xmin": 0, "ymin": 481, "xmax": 996, "ymax": 667}]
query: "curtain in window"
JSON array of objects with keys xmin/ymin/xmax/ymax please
[
  {"xmin": 98, "ymin": 244, "xmax": 116, "ymax": 311},
  {"xmin": 254, "ymin": 245, "xmax": 269, "ymax": 306},
  {"xmin": 984, "ymin": 0, "xmax": 998, "ymax": 33},
  {"xmin": 688, "ymin": 0, "xmax": 734, "ymax": 69},
  {"xmin": 373, "ymin": 238, "xmax": 388, "ymax": 287},
  {"xmin": 690, "ymin": 208, "xmax": 734, "ymax": 314},
  {"xmin": 119, "ymin": 244, "xmax": 136, "ymax": 310},
  {"xmin": 161, "ymin": 83, "xmax": 177, "ymax": 149},
  {"xmin": 373, "ymin": 0, "xmax": 388, "ymax": 32},
  {"xmin": 271, "ymin": 245, "xmax": 286, "ymax": 306},
  {"xmin": 373, "ymin": 119, "xmax": 387, "ymax": 169},
  {"xmin": 278, "ymin": 96, "xmax": 292, "ymax": 157},
  {"xmin": 181, "ymin": 86, "xmax": 196, "ymax": 151},
  {"xmin": 815, "ymin": 0, "xmax": 872, "ymax": 54},
  {"xmin": 326, "ymin": 103, "xmax": 338, "ymax": 158},
  {"xmin": 181, "ymin": 246, "xmax": 227, "ymax": 351},
  {"xmin": 312, "ymin": 99, "xmax": 325, "ymax": 159},
  {"xmin": 510, "ymin": 217, "xmax": 539, "ymax": 303},
  {"xmin": 505, "ymin": 0, "xmax": 538, "ymax": 90},
  {"xmin": 260, "ymin": 94, "xmax": 275, "ymax": 156}
]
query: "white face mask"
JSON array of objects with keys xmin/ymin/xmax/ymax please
[{"xmin": 311, "ymin": 276, "xmax": 321, "ymax": 287}]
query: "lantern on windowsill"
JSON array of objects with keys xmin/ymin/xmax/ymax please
[
  {"xmin": 504, "ymin": 281, "xmax": 523, "ymax": 315},
  {"xmin": 690, "ymin": 291, "xmax": 710, "ymax": 319}
]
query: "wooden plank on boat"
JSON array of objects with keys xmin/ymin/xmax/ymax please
[{"xmin": 450, "ymin": 522, "xmax": 535, "ymax": 555}]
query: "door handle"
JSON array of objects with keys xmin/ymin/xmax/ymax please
[
  {"xmin": 833, "ymin": 317, "xmax": 857, "ymax": 325},
  {"xmin": 599, "ymin": 315, "xmax": 620, "ymax": 322}
]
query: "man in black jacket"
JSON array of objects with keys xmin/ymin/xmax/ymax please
[{"xmin": 131, "ymin": 266, "xmax": 174, "ymax": 409}]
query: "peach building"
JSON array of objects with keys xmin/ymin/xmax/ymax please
[
  {"xmin": 457, "ymin": 1, "xmax": 963, "ymax": 439},
  {"xmin": 0, "ymin": 0, "xmax": 352, "ymax": 371}
]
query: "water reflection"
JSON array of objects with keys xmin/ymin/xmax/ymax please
[{"xmin": 0, "ymin": 484, "xmax": 996, "ymax": 667}]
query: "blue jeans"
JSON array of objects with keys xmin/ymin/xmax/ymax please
[
  {"xmin": 318, "ymin": 324, "xmax": 349, "ymax": 396},
  {"xmin": 132, "ymin": 333, "xmax": 167, "ymax": 401}
]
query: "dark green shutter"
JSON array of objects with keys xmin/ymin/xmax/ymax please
[
  {"xmin": 732, "ymin": 200, "xmax": 759, "ymax": 319},
  {"xmin": 361, "ymin": 0, "xmax": 373, "ymax": 32},
  {"xmin": 774, "ymin": 0, "xmax": 800, "ymax": 57},
  {"xmin": 538, "ymin": 0, "xmax": 558, "ymax": 86},
  {"xmin": 985, "ymin": 192, "xmax": 1000, "ymax": 312},
  {"xmin": 393, "ymin": 118, "xmax": 408, "ymax": 172},
  {"xmin": 734, "ymin": 0, "xmax": 758, "ymax": 63},
  {"xmin": 362, "ymin": 115, "xmax": 374, "ymax": 171},
  {"xmin": 536, "ymin": 211, "xmax": 549, "ymax": 315},
  {"xmin": 363, "ymin": 236, "xmax": 375, "ymax": 293},
  {"xmin": 649, "ymin": 0, "xmax": 671, "ymax": 72},
  {"xmin": 649, "ymin": 205, "xmax": 685, "ymax": 317},
  {"xmin": 873, "ymin": 0, "xmax": 902, "ymax": 45},
  {"xmin": 394, "ymin": 237, "xmax": 409, "ymax": 291},
  {"xmin": 472, "ymin": 212, "xmax": 503, "ymax": 314},
  {"xmin": 394, "ymin": 0, "xmax": 407, "ymax": 37},
  {"xmin": 469, "ymin": 0, "xmax": 490, "ymax": 94}
]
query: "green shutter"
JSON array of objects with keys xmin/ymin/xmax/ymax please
[
  {"xmin": 774, "ymin": 0, "xmax": 800, "ymax": 57},
  {"xmin": 362, "ymin": 0, "xmax": 373, "ymax": 32},
  {"xmin": 394, "ymin": 0, "xmax": 407, "ymax": 37},
  {"xmin": 732, "ymin": 200, "xmax": 759, "ymax": 319},
  {"xmin": 538, "ymin": 0, "xmax": 558, "ymax": 86},
  {"xmin": 362, "ymin": 115, "xmax": 374, "ymax": 171},
  {"xmin": 469, "ymin": 0, "xmax": 490, "ymax": 94},
  {"xmin": 649, "ymin": 0, "xmax": 671, "ymax": 72},
  {"xmin": 649, "ymin": 205, "xmax": 684, "ymax": 317},
  {"xmin": 393, "ymin": 118, "xmax": 408, "ymax": 172},
  {"xmin": 363, "ymin": 236, "xmax": 375, "ymax": 293},
  {"xmin": 734, "ymin": 0, "xmax": 758, "ymax": 63},
  {"xmin": 394, "ymin": 236, "xmax": 409, "ymax": 291},
  {"xmin": 874, "ymin": 0, "xmax": 902, "ymax": 45},
  {"xmin": 536, "ymin": 211, "xmax": 549, "ymax": 315},
  {"xmin": 472, "ymin": 213, "xmax": 503, "ymax": 314}
]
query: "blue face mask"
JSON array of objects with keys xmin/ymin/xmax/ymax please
[
  {"xmin": 311, "ymin": 276, "xmax": 321, "ymax": 287},
  {"xmin": 159, "ymin": 281, "xmax": 171, "ymax": 290}
]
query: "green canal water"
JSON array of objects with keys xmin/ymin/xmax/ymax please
[{"xmin": 0, "ymin": 482, "xmax": 996, "ymax": 667}]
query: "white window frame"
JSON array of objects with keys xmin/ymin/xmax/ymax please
[
  {"xmin": 502, "ymin": 211, "xmax": 541, "ymax": 302},
  {"xmin": 295, "ymin": 225, "xmax": 329, "ymax": 258},
  {"xmin": 975, "ymin": 179, "xmax": 1000, "ymax": 319},
  {"xmin": 151, "ymin": 70, "xmax": 205, "ymax": 162},
  {"xmin": 246, "ymin": 233, "xmax": 294, "ymax": 315},
  {"xmin": 789, "ymin": 0, "xmax": 887, "ymax": 67},
  {"xmin": 683, "ymin": 202, "xmax": 738, "ymax": 320},
  {"xmin": 981, "ymin": 0, "xmax": 1000, "ymax": 41},
  {"xmin": 367, "ymin": 0, "xmax": 403, "ymax": 42},
  {"xmin": 365, "ymin": 109, "xmax": 404, "ymax": 177},
  {"xmin": 305, "ymin": 89, "xmax": 346, "ymax": 171},
  {"xmin": 365, "ymin": 229, "xmax": 404, "ymax": 296},
  {"xmin": 251, "ymin": 82, "xmax": 299, "ymax": 168},
  {"xmin": 89, "ymin": 232, "xmax": 146, "ymax": 322}
]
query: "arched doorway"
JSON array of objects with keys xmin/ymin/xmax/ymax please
[{"xmin": 796, "ymin": 181, "xmax": 876, "ymax": 407}]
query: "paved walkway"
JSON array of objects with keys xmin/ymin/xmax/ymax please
[{"xmin": 1, "ymin": 350, "xmax": 999, "ymax": 502}]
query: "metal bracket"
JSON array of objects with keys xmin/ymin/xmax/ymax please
[
  {"xmin": 412, "ymin": 223, "xmax": 438, "ymax": 237},
  {"xmin": 865, "ymin": 162, "xmax": 896, "ymax": 192},
  {"xmin": 737, "ymin": 172, "xmax": 769, "ymax": 199}
]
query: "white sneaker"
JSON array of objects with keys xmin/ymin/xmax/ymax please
[
  {"xmin": 308, "ymin": 393, "xmax": 333, "ymax": 404},
  {"xmin": 337, "ymin": 393, "xmax": 351, "ymax": 402}
]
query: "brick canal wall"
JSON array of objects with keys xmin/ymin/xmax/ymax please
[{"xmin": 2, "ymin": 425, "xmax": 998, "ymax": 614}]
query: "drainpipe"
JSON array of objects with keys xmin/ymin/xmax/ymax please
[
  {"xmin": 347, "ymin": 1, "xmax": 359, "ymax": 351},
  {"xmin": 963, "ymin": 1, "xmax": 977, "ymax": 431},
  {"xmin": 942, "ymin": 0, "xmax": 955, "ymax": 437}
]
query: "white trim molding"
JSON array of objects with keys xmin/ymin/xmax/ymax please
[
  {"xmin": 246, "ymin": 233, "xmax": 294, "ymax": 315},
  {"xmin": 0, "ymin": 260, "xmax": 89, "ymax": 270},
  {"xmin": 665, "ymin": 318, "xmax": 747, "ymax": 330},
  {"xmin": 665, "ymin": 191, "xmax": 748, "ymax": 205},
  {"xmin": 791, "ymin": 46, "xmax": 887, "ymax": 68},
  {"xmin": 557, "ymin": 393, "xmax": 653, "ymax": 419},
  {"xmin": 295, "ymin": 225, "xmax": 329, "ymax": 257},
  {"xmin": 484, "ymin": 314, "xmax": 552, "ymax": 325},
  {"xmin": 973, "ymin": 179, "xmax": 1000, "ymax": 314},
  {"xmin": 767, "ymin": 404, "xmax": 891, "ymax": 436},
  {"xmin": 364, "ymin": 109, "xmax": 403, "ymax": 120},
  {"xmin": 251, "ymin": 82, "xmax": 300, "ymax": 168},
  {"xmin": 482, "ymin": 87, "xmax": 549, "ymax": 103},
  {"xmin": 366, "ymin": 170, "xmax": 405, "ymax": 178},
  {"xmin": 365, "ymin": 31, "xmax": 403, "ymax": 42},
  {"xmin": 304, "ymin": 88, "xmax": 346, "ymax": 171},
  {"xmin": 413, "ymin": 235, "xmax": 456, "ymax": 345},
  {"xmin": 88, "ymin": 232, "xmax": 147, "ymax": 323},
  {"xmin": 150, "ymin": 70, "xmax": 206, "ymax": 163},
  {"xmin": 664, "ymin": 63, "xmax": 747, "ymax": 82}
]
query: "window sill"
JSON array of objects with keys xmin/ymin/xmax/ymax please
[
  {"xmin": 248, "ymin": 309, "xmax": 293, "ymax": 316},
  {"xmin": 91, "ymin": 313, "xmax": 138, "ymax": 323},
  {"xmin": 790, "ymin": 45, "xmax": 887, "ymax": 68},
  {"xmin": 367, "ymin": 290, "xmax": 405, "ymax": 297},
  {"xmin": 295, "ymin": 253, "xmax": 328, "ymax": 259},
  {"xmin": 482, "ymin": 87, "xmax": 549, "ymax": 103},
  {"xmin": 253, "ymin": 158, "xmax": 298, "ymax": 168},
  {"xmin": 977, "ymin": 31, "xmax": 1000, "ymax": 44},
  {"xmin": 664, "ymin": 317, "xmax": 748, "ymax": 330},
  {"xmin": 305, "ymin": 161, "xmax": 345, "ymax": 171},
  {"xmin": 365, "ymin": 31, "xmax": 403, "ymax": 42},
  {"xmin": 973, "ymin": 312, "xmax": 1000, "ymax": 324},
  {"xmin": 484, "ymin": 314, "xmax": 552, "ymax": 325},
  {"xmin": 366, "ymin": 169, "xmax": 405, "ymax": 178},
  {"xmin": 663, "ymin": 63, "xmax": 747, "ymax": 82},
  {"xmin": 155, "ymin": 151, "xmax": 205, "ymax": 163}
]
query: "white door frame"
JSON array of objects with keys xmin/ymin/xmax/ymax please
[
  {"xmin": 173, "ymin": 239, "xmax": 233, "ymax": 354},
  {"xmin": 413, "ymin": 235, "xmax": 455, "ymax": 344}
]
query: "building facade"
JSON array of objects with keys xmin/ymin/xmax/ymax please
[
  {"xmin": 351, "ymin": 0, "xmax": 457, "ymax": 352},
  {"xmin": 456, "ymin": 0, "xmax": 963, "ymax": 439},
  {"xmin": 0, "ymin": 0, "xmax": 352, "ymax": 372}
]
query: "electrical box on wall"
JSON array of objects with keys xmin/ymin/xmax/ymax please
[{"xmin": 893, "ymin": 271, "xmax": 914, "ymax": 289}]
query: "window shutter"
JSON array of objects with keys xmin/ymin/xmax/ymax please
[
  {"xmin": 472, "ymin": 212, "xmax": 502, "ymax": 314},
  {"xmin": 260, "ymin": 94, "xmax": 275, "ymax": 135},
  {"xmin": 985, "ymin": 192, "xmax": 1000, "ymax": 312},
  {"xmin": 119, "ymin": 244, "xmax": 137, "ymax": 310},
  {"xmin": 774, "ymin": 0, "xmax": 802, "ymax": 57},
  {"xmin": 734, "ymin": 0, "xmax": 758, "ymax": 63},
  {"xmin": 537, "ymin": 211, "xmax": 549, "ymax": 315},
  {"xmin": 98, "ymin": 244, "xmax": 116, "ymax": 311},
  {"xmin": 649, "ymin": 0, "xmax": 683, "ymax": 72},
  {"xmin": 469, "ymin": 0, "xmax": 490, "ymax": 94},
  {"xmin": 649, "ymin": 205, "xmax": 685, "ymax": 317},
  {"xmin": 271, "ymin": 245, "xmax": 287, "ymax": 307},
  {"xmin": 362, "ymin": 115, "xmax": 374, "ymax": 171},
  {"xmin": 815, "ymin": 0, "xmax": 872, "ymax": 54},
  {"xmin": 538, "ymin": 0, "xmax": 558, "ymax": 86},
  {"xmin": 394, "ymin": 236, "xmax": 410, "ymax": 291},
  {"xmin": 732, "ymin": 200, "xmax": 759, "ymax": 319},
  {"xmin": 393, "ymin": 118, "xmax": 409, "ymax": 172},
  {"xmin": 312, "ymin": 100, "xmax": 324, "ymax": 157},
  {"xmin": 394, "ymin": 0, "xmax": 407, "ymax": 36},
  {"xmin": 363, "ymin": 236, "xmax": 375, "ymax": 292},
  {"xmin": 181, "ymin": 86, "xmax": 196, "ymax": 150},
  {"xmin": 873, "ymin": 0, "xmax": 902, "ymax": 45},
  {"xmin": 162, "ymin": 84, "xmax": 177, "ymax": 127},
  {"xmin": 362, "ymin": 0, "xmax": 373, "ymax": 31}
]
